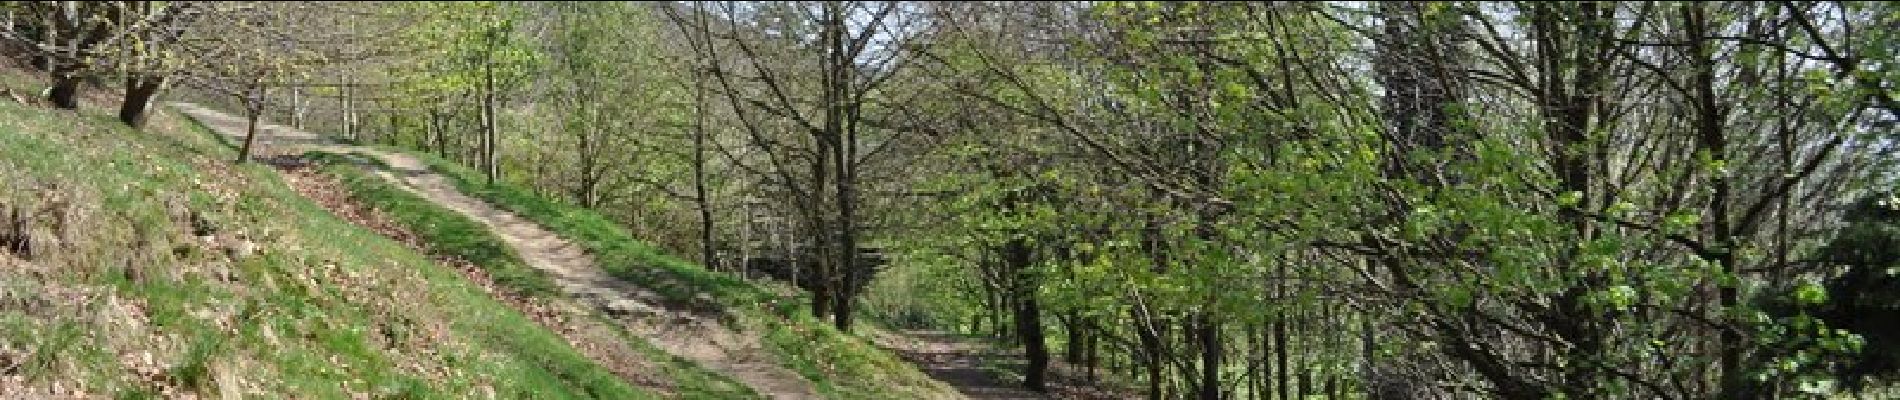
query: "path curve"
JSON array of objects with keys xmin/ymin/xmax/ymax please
[
  {"xmin": 172, "ymin": 104, "xmax": 823, "ymax": 399},
  {"xmin": 873, "ymin": 330, "xmax": 1048, "ymax": 400}
]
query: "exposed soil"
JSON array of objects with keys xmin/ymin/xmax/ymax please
[
  {"xmin": 275, "ymin": 160, "xmax": 676, "ymax": 394},
  {"xmin": 873, "ymin": 330, "xmax": 1047, "ymax": 400},
  {"xmin": 872, "ymin": 330, "xmax": 1138, "ymax": 400},
  {"xmin": 175, "ymin": 103, "xmax": 821, "ymax": 399}
]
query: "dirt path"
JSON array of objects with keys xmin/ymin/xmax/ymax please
[
  {"xmin": 873, "ymin": 330, "xmax": 1048, "ymax": 400},
  {"xmin": 874, "ymin": 330, "xmax": 1141, "ymax": 400},
  {"xmin": 276, "ymin": 162, "xmax": 679, "ymax": 393},
  {"xmin": 172, "ymin": 103, "xmax": 823, "ymax": 399}
]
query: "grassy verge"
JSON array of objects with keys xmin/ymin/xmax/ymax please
[
  {"xmin": 0, "ymin": 69, "xmax": 652, "ymax": 397},
  {"xmin": 309, "ymin": 152, "xmax": 760, "ymax": 399},
  {"xmin": 402, "ymin": 152, "xmax": 769, "ymax": 310},
  {"xmin": 308, "ymin": 153, "xmax": 554, "ymax": 297},
  {"xmin": 388, "ymin": 149, "xmax": 958, "ymax": 399}
]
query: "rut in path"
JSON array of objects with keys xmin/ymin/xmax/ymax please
[{"xmin": 172, "ymin": 103, "xmax": 824, "ymax": 399}]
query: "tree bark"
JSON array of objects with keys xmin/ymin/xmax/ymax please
[
  {"xmin": 238, "ymin": 105, "xmax": 262, "ymax": 164},
  {"xmin": 1275, "ymin": 298, "xmax": 1289, "ymax": 400},
  {"xmin": 1138, "ymin": 311, "xmax": 1167, "ymax": 400},
  {"xmin": 1199, "ymin": 314, "xmax": 1221, "ymax": 400},
  {"xmin": 693, "ymin": 70, "xmax": 717, "ymax": 268},
  {"xmin": 1684, "ymin": 4, "xmax": 1745, "ymax": 397},
  {"xmin": 807, "ymin": 146, "xmax": 833, "ymax": 319},
  {"xmin": 343, "ymin": 79, "xmax": 355, "ymax": 141},
  {"xmin": 387, "ymin": 111, "xmax": 400, "ymax": 146},
  {"xmin": 430, "ymin": 109, "xmax": 447, "ymax": 158},
  {"xmin": 118, "ymin": 75, "xmax": 164, "ymax": 128},
  {"xmin": 575, "ymin": 125, "xmax": 598, "ymax": 208},
  {"xmin": 1006, "ymin": 237, "xmax": 1049, "ymax": 392},
  {"xmin": 482, "ymin": 59, "xmax": 499, "ymax": 185},
  {"xmin": 823, "ymin": 0, "xmax": 861, "ymax": 332},
  {"xmin": 1065, "ymin": 313, "xmax": 1085, "ymax": 364},
  {"xmin": 1085, "ymin": 321, "xmax": 1099, "ymax": 382},
  {"xmin": 290, "ymin": 87, "xmax": 303, "ymax": 130},
  {"xmin": 47, "ymin": 69, "xmax": 81, "ymax": 109},
  {"xmin": 1138, "ymin": 209, "xmax": 1169, "ymax": 400}
]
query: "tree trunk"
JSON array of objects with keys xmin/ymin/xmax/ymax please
[
  {"xmin": 1085, "ymin": 322, "xmax": 1099, "ymax": 382},
  {"xmin": 981, "ymin": 280, "xmax": 1001, "ymax": 337},
  {"xmin": 1359, "ymin": 304, "xmax": 1376, "ymax": 399},
  {"xmin": 1065, "ymin": 313, "xmax": 1086, "ymax": 364},
  {"xmin": 1251, "ymin": 324, "xmax": 1265, "ymax": 400},
  {"xmin": 1006, "ymin": 237, "xmax": 1049, "ymax": 392},
  {"xmin": 1139, "ymin": 209, "xmax": 1169, "ymax": 400},
  {"xmin": 693, "ymin": 73, "xmax": 716, "ymax": 268},
  {"xmin": 1138, "ymin": 313, "xmax": 1166, "ymax": 400},
  {"xmin": 290, "ymin": 87, "xmax": 303, "ymax": 130},
  {"xmin": 1275, "ymin": 304, "xmax": 1289, "ymax": 399},
  {"xmin": 237, "ymin": 105, "xmax": 261, "ymax": 164},
  {"xmin": 431, "ymin": 110, "xmax": 447, "ymax": 158},
  {"xmin": 1684, "ymin": 4, "xmax": 1745, "ymax": 397},
  {"xmin": 1300, "ymin": 366, "xmax": 1314, "ymax": 399},
  {"xmin": 807, "ymin": 201, "xmax": 833, "ymax": 319},
  {"xmin": 810, "ymin": 248, "xmax": 833, "ymax": 318},
  {"xmin": 967, "ymin": 312, "xmax": 980, "ymax": 335},
  {"xmin": 575, "ymin": 125, "xmax": 598, "ymax": 208},
  {"xmin": 832, "ymin": 173, "xmax": 857, "ymax": 331},
  {"xmin": 483, "ymin": 57, "xmax": 499, "ymax": 185},
  {"xmin": 48, "ymin": 68, "xmax": 81, "ymax": 109},
  {"xmin": 343, "ymin": 80, "xmax": 355, "ymax": 141},
  {"xmin": 806, "ymin": 139, "xmax": 833, "ymax": 320},
  {"xmin": 1199, "ymin": 314, "xmax": 1222, "ymax": 400},
  {"xmin": 822, "ymin": 1, "xmax": 860, "ymax": 332},
  {"xmin": 387, "ymin": 112, "xmax": 400, "ymax": 146},
  {"xmin": 118, "ymin": 75, "xmax": 164, "ymax": 128}
]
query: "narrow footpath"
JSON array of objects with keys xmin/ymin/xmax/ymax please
[
  {"xmin": 173, "ymin": 103, "xmax": 822, "ymax": 399},
  {"xmin": 175, "ymin": 103, "xmax": 1125, "ymax": 400},
  {"xmin": 873, "ymin": 330, "xmax": 1049, "ymax": 399}
]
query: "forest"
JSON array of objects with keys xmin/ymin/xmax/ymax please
[{"xmin": 3, "ymin": 1, "xmax": 1899, "ymax": 399}]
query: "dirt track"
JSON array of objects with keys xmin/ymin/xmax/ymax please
[{"xmin": 173, "ymin": 103, "xmax": 822, "ymax": 399}]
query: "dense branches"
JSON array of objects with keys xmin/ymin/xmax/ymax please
[{"xmin": 10, "ymin": 1, "xmax": 1894, "ymax": 397}]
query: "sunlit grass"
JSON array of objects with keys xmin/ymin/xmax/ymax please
[
  {"xmin": 0, "ymin": 71, "xmax": 654, "ymax": 397},
  {"xmin": 397, "ymin": 148, "xmax": 958, "ymax": 399}
]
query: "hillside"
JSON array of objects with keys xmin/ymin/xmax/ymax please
[
  {"xmin": 0, "ymin": 76, "xmax": 679, "ymax": 398},
  {"xmin": 8, "ymin": 1, "xmax": 1898, "ymax": 398},
  {"xmin": 170, "ymin": 102, "xmax": 958, "ymax": 399},
  {"xmin": 0, "ymin": 59, "xmax": 962, "ymax": 399}
]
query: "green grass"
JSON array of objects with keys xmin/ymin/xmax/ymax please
[
  {"xmin": 309, "ymin": 153, "xmax": 555, "ymax": 297},
  {"xmin": 307, "ymin": 152, "xmax": 760, "ymax": 399},
  {"xmin": 398, "ymin": 152, "xmax": 770, "ymax": 312},
  {"xmin": 388, "ymin": 149, "xmax": 959, "ymax": 399},
  {"xmin": 0, "ymin": 71, "xmax": 655, "ymax": 398}
]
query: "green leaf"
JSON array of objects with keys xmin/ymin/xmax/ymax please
[
  {"xmin": 1792, "ymin": 281, "xmax": 1827, "ymax": 306},
  {"xmin": 1557, "ymin": 191, "xmax": 1583, "ymax": 207}
]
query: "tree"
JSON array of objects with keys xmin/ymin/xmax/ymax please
[
  {"xmin": 892, "ymin": 1, "xmax": 1900, "ymax": 398},
  {"xmin": 671, "ymin": 1, "xmax": 934, "ymax": 331},
  {"xmin": 175, "ymin": 2, "xmax": 357, "ymax": 163},
  {"xmin": 108, "ymin": 1, "xmax": 206, "ymax": 128},
  {"xmin": 8, "ymin": 1, "xmax": 119, "ymax": 109},
  {"xmin": 393, "ymin": 1, "xmax": 537, "ymax": 183},
  {"xmin": 3, "ymin": 1, "xmax": 203, "ymax": 121}
]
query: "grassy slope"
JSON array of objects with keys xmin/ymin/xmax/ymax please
[
  {"xmin": 313, "ymin": 154, "xmax": 759, "ymax": 399},
  {"xmin": 0, "ymin": 77, "xmax": 648, "ymax": 398},
  {"xmin": 392, "ymin": 149, "xmax": 957, "ymax": 399}
]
